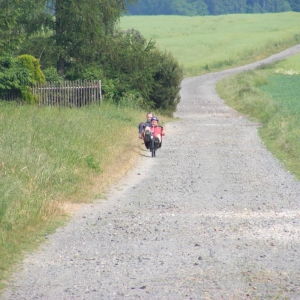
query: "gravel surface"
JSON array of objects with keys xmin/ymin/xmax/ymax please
[{"xmin": 2, "ymin": 45, "xmax": 300, "ymax": 300}]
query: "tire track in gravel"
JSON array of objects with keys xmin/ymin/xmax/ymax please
[{"xmin": 2, "ymin": 45, "xmax": 300, "ymax": 300}]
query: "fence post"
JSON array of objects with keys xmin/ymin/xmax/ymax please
[{"xmin": 99, "ymin": 80, "xmax": 102, "ymax": 103}]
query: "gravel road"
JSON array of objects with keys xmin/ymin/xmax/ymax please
[{"xmin": 3, "ymin": 45, "xmax": 300, "ymax": 300}]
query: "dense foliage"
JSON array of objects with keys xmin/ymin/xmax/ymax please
[
  {"xmin": 150, "ymin": 50, "xmax": 183, "ymax": 111},
  {"xmin": 0, "ymin": 57, "xmax": 31, "ymax": 91},
  {"xmin": 0, "ymin": 0, "xmax": 183, "ymax": 113},
  {"xmin": 17, "ymin": 55, "xmax": 45, "ymax": 83},
  {"xmin": 0, "ymin": 55, "xmax": 44, "ymax": 103},
  {"xmin": 0, "ymin": 0, "xmax": 49, "ymax": 55},
  {"xmin": 127, "ymin": 0, "xmax": 299, "ymax": 15}
]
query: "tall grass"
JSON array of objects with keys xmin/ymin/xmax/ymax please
[
  {"xmin": 0, "ymin": 102, "xmax": 148, "ymax": 287},
  {"xmin": 216, "ymin": 52, "xmax": 300, "ymax": 179},
  {"xmin": 120, "ymin": 12, "xmax": 300, "ymax": 77}
]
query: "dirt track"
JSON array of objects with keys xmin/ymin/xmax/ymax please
[{"xmin": 2, "ymin": 45, "xmax": 300, "ymax": 299}]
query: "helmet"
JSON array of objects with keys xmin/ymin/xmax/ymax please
[{"xmin": 151, "ymin": 116, "xmax": 159, "ymax": 122}]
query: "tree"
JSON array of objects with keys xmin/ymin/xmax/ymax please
[
  {"xmin": 127, "ymin": 0, "xmax": 173, "ymax": 15},
  {"xmin": 150, "ymin": 50, "xmax": 183, "ymax": 113},
  {"xmin": 8, "ymin": 0, "xmax": 138, "ymax": 75},
  {"xmin": 170, "ymin": 0, "xmax": 209, "ymax": 15},
  {"xmin": 88, "ymin": 29, "xmax": 158, "ymax": 103},
  {"xmin": 287, "ymin": 0, "xmax": 300, "ymax": 11},
  {"xmin": 0, "ymin": 0, "xmax": 53, "ymax": 56},
  {"xmin": 127, "ymin": 0, "xmax": 293, "ymax": 14},
  {"xmin": 52, "ymin": 0, "xmax": 139, "ymax": 75},
  {"xmin": 66, "ymin": 28, "xmax": 183, "ymax": 113},
  {"xmin": 0, "ymin": 1, "xmax": 25, "ymax": 55}
]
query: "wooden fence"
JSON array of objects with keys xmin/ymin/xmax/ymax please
[
  {"xmin": 0, "ymin": 80, "xmax": 102, "ymax": 107},
  {"xmin": 31, "ymin": 80, "xmax": 102, "ymax": 107},
  {"xmin": 0, "ymin": 89, "xmax": 22, "ymax": 102}
]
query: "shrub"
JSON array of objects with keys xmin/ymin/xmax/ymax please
[
  {"xmin": 101, "ymin": 78, "xmax": 126, "ymax": 101},
  {"xmin": 17, "ymin": 54, "xmax": 45, "ymax": 83},
  {"xmin": 150, "ymin": 50, "xmax": 183, "ymax": 113},
  {"xmin": 0, "ymin": 57, "xmax": 31, "ymax": 90},
  {"xmin": 43, "ymin": 66, "xmax": 63, "ymax": 82},
  {"xmin": 0, "ymin": 55, "xmax": 43, "ymax": 103},
  {"xmin": 20, "ymin": 86, "xmax": 38, "ymax": 104},
  {"xmin": 80, "ymin": 66, "xmax": 105, "ymax": 81},
  {"xmin": 65, "ymin": 64, "xmax": 105, "ymax": 82},
  {"xmin": 98, "ymin": 30, "xmax": 182, "ymax": 113},
  {"xmin": 99, "ymin": 31, "xmax": 157, "ymax": 103}
]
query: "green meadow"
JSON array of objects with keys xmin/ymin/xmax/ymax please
[
  {"xmin": 216, "ymin": 52, "xmax": 300, "ymax": 179},
  {"xmin": 120, "ymin": 12, "xmax": 300, "ymax": 77},
  {"xmin": 2, "ymin": 12, "xmax": 300, "ymax": 290}
]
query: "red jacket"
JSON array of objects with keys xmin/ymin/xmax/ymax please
[{"xmin": 149, "ymin": 125, "xmax": 164, "ymax": 138}]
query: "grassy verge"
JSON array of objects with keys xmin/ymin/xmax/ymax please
[
  {"xmin": 120, "ymin": 12, "xmax": 300, "ymax": 77},
  {"xmin": 0, "ymin": 102, "xmax": 170, "ymax": 289},
  {"xmin": 216, "ymin": 53, "xmax": 300, "ymax": 180}
]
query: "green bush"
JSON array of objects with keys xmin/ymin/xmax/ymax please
[
  {"xmin": 0, "ymin": 55, "xmax": 44, "ymax": 103},
  {"xmin": 0, "ymin": 57, "xmax": 31, "ymax": 95},
  {"xmin": 101, "ymin": 78, "xmax": 127, "ymax": 102},
  {"xmin": 20, "ymin": 86, "xmax": 38, "ymax": 104},
  {"xmin": 17, "ymin": 54, "xmax": 45, "ymax": 83},
  {"xmin": 97, "ymin": 30, "xmax": 182, "ymax": 113},
  {"xmin": 150, "ymin": 50, "xmax": 183, "ymax": 113},
  {"xmin": 99, "ymin": 31, "xmax": 157, "ymax": 103},
  {"xmin": 65, "ymin": 64, "xmax": 105, "ymax": 81},
  {"xmin": 43, "ymin": 66, "xmax": 63, "ymax": 82},
  {"xmin": 77, "ymin": 66, "xmax": 104, "ymax": 81}
]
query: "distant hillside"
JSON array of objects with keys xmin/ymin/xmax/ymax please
[{"xmin": 127, "ymin": 0, "xmax": 300, "ymax": 15}]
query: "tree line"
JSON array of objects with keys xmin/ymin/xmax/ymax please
[
  {"xmin": 127, "ymin": 0, "xmax": 300, "ymax": 15},
  {"xmin": 0, "ymin": 0, "xmax": 183, "ymax": 113}
]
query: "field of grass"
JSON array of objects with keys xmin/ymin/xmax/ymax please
[
  {"xmin": 0, "ymin": 102, "xmax": 157, "ymax": 288},
  {"xmin": 120, "ymin": 12, "xmax": 300, "ymax": 77},
  {"xmin": 216, "ymin": 52, "xmax": 300, "ymax": 179},
  {"xmin": 259, "ymin": 74, "xmax": 300, "ymax": 113}
]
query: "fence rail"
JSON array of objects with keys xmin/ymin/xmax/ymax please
[
  {"xmin": 0, "ymin": 80, "xmax": 102, "ymax": 107},
  {"xmin": 32, "ymin": 80, "xmax": 102, "ymax": 107}
]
